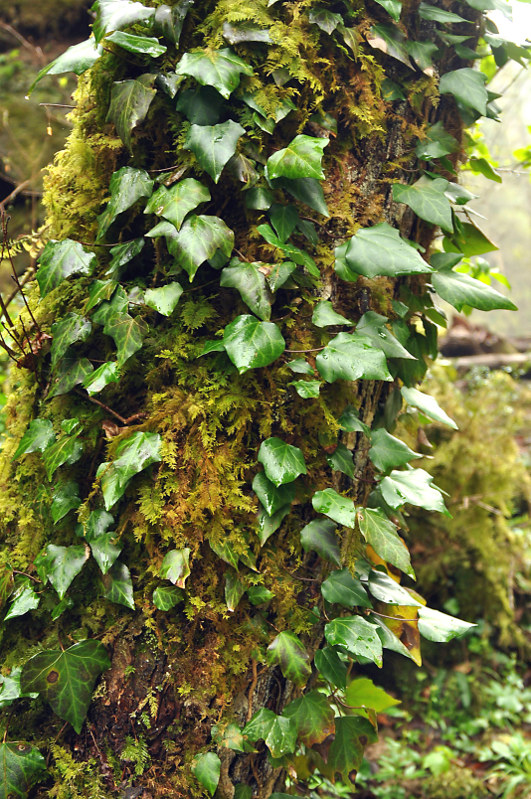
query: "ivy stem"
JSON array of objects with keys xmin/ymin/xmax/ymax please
[
  {"xmin": 12, "ymin": 569, "xmax": 40, "ymax": 584},
  {"xmin": 74, "ymin": 389, "xmax": 147, "ymax": 425},
  {"xmin": 285, "ymin": 346, "xmax": 325, "ymax": 353}
]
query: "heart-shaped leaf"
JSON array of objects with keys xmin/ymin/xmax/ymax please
[
  {"xmin": 97, "ymin": 432, "xmax": 161, "ymax": 510},
  {"xmin": 34, "ymin": 544, "xmax": 89, "ymax": 599},
  {"xmin": 20, "ymin": 640, "xmax": 111, "ymax": 733},
  {"xmin": 243, "ymin": 708, "xmax": 297, "ymax": 758},
  {"xmin": 42, "ymin": 428, "xmax": 83, "ymax": 480},
  {"xmin": 300, "ymin": 518, "xmax": 340, "ymax": 565},
  {"xmin": 358, "ymin": 508, "xmax": 414, "ymax": 577},
  {"xmin": 36, "ymin": 240, "xmax": 96, "ymax": 297},
  {"xmin": 175, "ymin": 48, "xmax": 253, "ymax": 99},
  {"xmin": 106, "ymin": 74, "xmax": 156, "ymax": 151},
  {"xmin": 380, "ymin": 468, "xmax": 449, "ymax": 514},
  {"xmin": 369, "ymin": 428, "xmax": 420, "ymax": 472},
  {"xmin": 355, "ymin": 311, "xmax": 415, "ymax": 360},
  {"xmin": 392, "ymin": 177, "xmax": 453, "ymax": 232},
  {"xmin": 184, "ymin": 120, "xmax": 245, "ymax": 183},
  {"xmin": 160, "ymin": 548, "xmax": 191, "ymax": 588},
  {"xmin": 97, "ymin": 167, "xmax": 153, "ymax": 239},
  {"xmin": 314, "ymin": 646, "xmax": 348, "ymax": 689},
  {"xmin": 327, "ymin": 716, "xmax": 378, "ymax": 780},
  {"xmin": 153, "ymin": 0, "xmax": 193, "ymax": 45},
  {"xmin": 50, "ymin": 313, "xmax": 92, "ymax": 370},
  {"xmin": 415, "ymin": 121, "xmax": 459, "ymax": 160},
  {"xmin": 4, "ymin": 584, "xmax": 40, "ymax": 621},
  {"xmin": 326, "ymin": 442, "xmax": 354, "ymax": 478},
  {"xmin": 274, "ymin": 176, "xmax": 329, "ymax": 216},
  {"xmin": 266, "ymin": 631, "xmax": 311, "ymax": 685},
  {"xmin": 252, "ymin": 471, "xmax": 296, "ymax": 516},
  {"xmin": 166, "ymin": 215, "xmax": 234, "ymax": 281},
  {"xmin": 51, "ymin": 481, "xmax": 81, "ymax": 523},
  {"xmin": 225, "ymin": 571, "xmax": 245, "ymax": 611},
  {"xmin": 0, "ymin": 742, "xmax": 46, "ymax": 799},
  {"xmin": 192, "ymin": 751, "xmax": 221, "ymax": 797},
  {"xmin": 29, "ymin": 38, "xmax": 103, "ymax": 92},
  {"xmin": 144, "ymin": 283, "xmax": 184, "ymax": 316},
  {"xmin": 220, "ymin": 261, "xmax": 272, "ymax": 320},
  {"xmin": 368, "ymin": 570, "xmax": 421, "ymax": 606},
  {"xmin": 144, "ymin": 179, "xmax": 210, "ymax": 229},
  {"xmin": 316, "ymin": 332, "xmax": 392, "ymax": 383},
  {"xmin": 325, "ymin": 616, "xmax": 383, "ymax": 666},
  {"xmin": 223, "ymin": 315, "xmax": 285, "ymax": 374},
  {"xmin": 283, "ymin": 690, "xmax": 335, "ymax": 746},
  {"xmin": 152, "ymin": 585, "xmax": 184, "ymax": 610},
  {"xmin": 339, "ymin": 222, "xmax": 433, "ymax": 279},
  {"xmin": 102, "ymin": 561, "xmax": 135, "ymax": 608},
  {"xmin": 90, "ymin": 534, "xmax": 122, "ymax": 575},
  {"xmin": 291, "ymin": 380, "xmax": 321, "ymax": 399},
  {"xmin": 265, "ymin": 135, "xmax": 328, "ymax": 181},
  {"xmin": 103, "ymin": 312, "xmax": 147, "ymax": 366},
  {"xmin": 312, "ymin": 488, "xmax": 357, "ymax": 527},
  {"xmin": 257, "ymin": 437, "xmax": 306, "ymax": 487},
  {"xmin": 439, "ymin": 68, "xmax": 488, "ymax": 115},
  {"xmin": 312, "ymin": 301, "xmax": 352, "ymax": 327},
  {"xmin": 82, "ymin": 362, "xmax": 121, "ymax": 395}
]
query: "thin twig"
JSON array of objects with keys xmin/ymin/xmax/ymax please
[{"xmin": 74, "ymin": 389, "xmax": 147, "ymax": 425}]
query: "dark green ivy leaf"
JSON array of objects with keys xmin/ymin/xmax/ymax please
[
  {"xmin": 29, "ymin": 38, "xmax": 103, "ymax": 93},
  {"xmin": 392, "ymin": 177, "xmax": 453, "ymax": 233},
  {"xmin": 42, "ymin": 427, "xmax": 83, "ymax": 479},
  {"xmin": 152, "ymin": 585, "xmax": 184, "ymax": 610},
  {"xmin": 106, "ymin": 31, "xmax": 167, "ymax": 57},
  {"xmin": 82, "ymin": 362, "xmax": 121, "ymax": 395},
  {"xmin": 225, "ymin": 571, "xmax": 245, "ymax": 611},
  {"xmin": 327, "ymin": 716, "xmax": 378, "ymax": 780},
  {"xmin": 266, "ymin": 631, "xmax": 311, "ymax": 686},
  {"xmin": 314, "ymin": 646, "xmax": 348, "ymax": 690},
  {"xmin": 401, "ymin": 385, "xmax": 458, "ymax": 428},
  {"xmin": 90, "ymin": 533, "xmax": 122, "ymax": 575},
  {"xmin": 102, "ymin": 561, "xmax": 135, "ymax": 609},
  {"xmin": 418, "ymin": 606, "xmax": 475, "ymax": 642},
  {"xmin": 290, "ymin": 379, "xmax": 321, "ymax": 398},
  {"xmin": 418, "ymin": 2, "xmax": 468, "ymax": 22},
  {"xmin": 144, "ymin": 179, "xmax": 210, "ymax": 229},
  {"xmin": 283, "ymin": 690, "xmax": 335, "ymax": 746},
  {"xmin": 312, "ymin": 488, "xmax": 357, "ymax": 527},
  {"xmin": 4, "ymin": 584, "xmax": 40, "ymax": 621},
  {"xmin": 220, "ymin": 261, "xmax": 272, "ymax": 320},
  {"xmin": 373, "ymin": 0, "xmax": 402, "ymax": 21},
  {"xmin": 312, "ymin": 301, "xmax": 351, "ymax": 327},
  {"xmin": 316, "ymin": 332, "xmax": 392, "ymax": 383},
  {"xmin": 85, "ymin": 279, "xmax": 117, "ymax": 312},
  {"xmin": 265, "ymin": 135, "xmax": 328, "ymax": 181},
  {"xmin": 257, "ymin": 505, "xmax": 291, "ymax": 545},
  {"xmin": 167, "ymin": 215, "xmax": 234, "ymax": 281},
  {"xmin": 274, "ymin": 177, "xmax": 329, "ymax": 216},
  {"xmin": 51, "ymin": 481, "xmax": 81, "ymax": 523},
  {"xmin": 415, "ymin": 121, "xmax": 459, "ymax": 160},
  {"xmin": 97, "ymin": 167, "xmax": 153, "ymax": 240},
  {"xmin": 175, "ymin": 48, "xmax": 253, "ymax": 99},
  {"xmin": 300, "ymin": 518, "xmax": 341, "ymax": 565},
  {"xmin": 439, "ymin": 68, "xmax": 488, "ymax": 116},
  {"xmin": 252, "ymin": 471, "xmax": 296, "ymax": 516},
  {"xmin": 92, "ymin": 0, "xmax": 155, "ymax": 43},
  {"xmin": 243, "ymin": 708, "xmax": 297, "ymax": 758},
  {"xmin": 327, "ymin": 442, "xmax": 354, "ymax": 477},
  {"xmin": 356, "ymin": 312, "xmax": 415, "ymax": 360},
  {"xmin": 36, "ymin": 240, "xmax": 96, "ymax": 297},
  {"xmin": 34, "ymin": 544, "xmax": 89, "ymax": 599},
  {"xmin": 325, "ymin": 616, "xmax": 383, "ymax": 666},
  {"xmin": 48, "ymin": 357, "xmax": 94, "ymax": 399},
  {"xmin": 257, "ymin": 437, "xmax": 306, "ymax": 486},
  {"xmin": 184, "ymin": 120, "xmax": 245, "ymax": 184},
  {"xmin": 308, "ymin": 7, "xmax": 343, "ymax": 34},
  {"xmin": 50, "ymin": 313, "xmax": 92, "ymax": 370},
  {"xmin": 0, "ymin": 743, "xmax": 46, "ymax": 799},
  {"xmin": 369, "ymin": 428, "xmax": 420, "ymax": 472},
  {"xmin": 153, "ymin": 1, "xmax": 193, "ymax": 45},
  {"xmin": 103, "ymin": 312, "xmax": 147, "ymax": 366},
  {"xmin": 106, "ymin": 74, "xmax": 156, "ymax": 151},
  {"xmin": 20, "ymin": 640, "xmax": 110, "ymax": 733},
  {"xmin": 321, "ymin": 569, "xmax": 372, "ymax": 608},
  {"xmin": 223, "ymin": 315, "xmax": 285, "ymax": 374},
  {"xmin": 97, "ymin": 431, "xmax": 162, "ymax": 510}
]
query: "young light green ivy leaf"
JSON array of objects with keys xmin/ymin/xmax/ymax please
[
  {"xmin": 144, "ymin": 179, "xmax": 210, "ymax": 230},
  {"xmin": 4, "ymin": 584, "xmax": 41, "ymax": 621},
  {"xmin": 257, "ymin": 437, "xmax": 306, "ymax": 486},
  {"xmin": 312, "ymin": 488, "xmax": 357, "ymax": 528},
  {"xmin": 417, "ymin": 606, "xmax": 476, "ymax": 642},
  {"xmin": 184, "ymin": 120, "xmax": 245, "ymax": 184},
  {"xmin": 223, "ymin": 315, "xmax": 285, "ymax": 374},
  {"xmin": 338, "ymin": 223, "xmax": 433, "ymax": 279},
  {"xmin": 266, "ymin": 630, "xmax": 311, "ymax": 686},
  {"xmin": 220, "ymin": 261, "xmax": 272, "ymax": 321},
  {"xmin": 97, "ymin": 431, "xmax": 162, "ymax": 510},
  {"xmin": 106, "ymin": 74, "xmax": 157, "ymax": 151},
  {"xmin": 346, "ymin": 677, "xmax": 400, "ymax": 713},
  {"xmin": 290, "ymin": 380, "xmax": 321, "ymax": 399},
  {"xmin": 160, "ymin": 548, "xmax": 191, "ymax": 589},
  {"xmin": 36, "ymin": 240, "xmax": 96, "ymax": 297},
  {"xmin": 316, "ymin": 332, "xmax": 392, "ymax": 383},
  {"xmin": 97, "ymin": 167, "xmax": 154, "ymax": 240},
  {"xmin": 152, "ymin": 585, "xmax": 184, "ymax": 611},
  {"xmin": 20, "ymin": 640, "xmax": 111, "ymax": 733},
  {"xmin": 369, "ymin": 428, "xmax": 421, "ymax": 472},
  {"xmin": 392, "ymin": 177, "xmax": 453, "ymax": 233},
  {"xmin": 192, "ymin": 751, "xmax": 221, "ymax": 797},
  {"xmin": 358, "ymin": 507, "xmax": 415, "ymax": 577},
  {"xmin": 175, "ymin": 48, "xmax": 253, "ymax": 99},
  {"xmin": 144, "ymin": 283, "xmax": 184, "ymax": 317},
  {"xmin": 312, "ymin": 301, "xmax": 352, "ymax": 327},
  {"xmin": 225, "ymin": 571, "xmax": 245, "ymax": 612},
  {"xmin": 265, "ymin": 135, "xmax": 329, "ymax": 181}
]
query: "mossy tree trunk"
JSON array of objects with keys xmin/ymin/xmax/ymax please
[{"xmin": 0, "ymin": 1, "xmax": 485, "ymax": 797}]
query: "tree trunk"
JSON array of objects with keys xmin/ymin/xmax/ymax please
[{"xmin": 0, "ymin": 1, "xmax": 485, "ymax": 797}]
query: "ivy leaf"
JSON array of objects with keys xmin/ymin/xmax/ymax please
[
  {"xmin": 184, "ymin": 121, "xmax": 245, "ymax": 184},
  {"xmin": 160, "ymin": 548, "xmax": 191, "ymax": 588},
  {"xmin": 192, "ymin": 752, "xmax": 220, "ymax": 797},
  {"xmin": 287, "ymin": 358, "xmax": 313, "ymax": 375},
  {"xmin": 392, "ymin": 178, "xmax": 453, "ymax": 232},
  {"xmin": 220, "ymin": 261, "xmax": 272, "ymax": 321},
  {"xmin": 418, "ymin": 2, "xmax": 467, "ymax": 22},
  {"xmin": 300, "ymin": 519, "xmax": 341, "ymax": 565},
  {"xmin": 153, "ymin": 0, "xmax": 193, "ymax": 45},
  {"xmin": 144, "ymin": 179, "xmax": 210, "ymax": 229},
  {"xmin": 252, "ymin": 471, "xmax": 296, "ymax": 516},
  {"xmin": 4, "ymin": 584, "xmax": 40, "ymax": 621},
  {"xmin": 108, "ymin": 238, "xmax": 145, "ymax": 277},
  {"xmin": 266, "ymin": 631, "xmax": 311, "ymax": 686},
  {"xmin": 0, "ymin": 743, "xmax": 46, "ymax": 799},
  {"xmin": 92, "ymin": 0, "xmax": 155, "ymax": 42},
  {"xmin": 48, "ymin": 356, "xmax": 94, "ymax": 399},
  {"xmin": 83, "ymin": 509, "xmax": 114, "ymax": 540},
  {"xmin": 380, "ymin": 468, "xmax": 449, "ymax": 515},
  {"xmin": 325, "ymin": 616, "xmax": 383, "ymax": 666},
  {"xmin": 316, "ymin": 332, "xmax": 392, "ymax": 383},
  {"xmin": 373, "ymin": 0, "xmax": 402, "ymax": 21},
  {"xmin": 106, "ymin": 74, "xmax": 156, "ymax": 151},
  {"xmin": 42, "ymin": 429, "xmax": 83, "ymax": 480},
  {"xmin": 340, "ymin": 223, "xmax": 433, "ymax": 279},
  {"xmin": 13, "ymin": 419, "xmax": 55, "ymax": 460},
  {"xmin": 312, "ymin": 301, "xmax": 351, "ymax": 327},
  {"xmin": 50, "ymin": 313, "xmax": 92, "ymax": 370},
  {"xmin": 247, "ymin": 586, "xmax": 274, "ymax": 606},
  {"xmin": 85, "ymin": 280, "xmax": 117, "ymax": 312},
  {"xmin": 102, "ymin": 561, "xmax": 135, "ymax": 608},
  {"xmin": 431, "ymin": 268, "xmax": 516, "ymax": 312},
  {"xmin": 372, "ymin": 614, "xmax": 419, "ymax": 662},
  {"xmin": 257, "ymin": 437, "xmax": 306, "ymax": 487},
  {"xmin": 356, "ymin": 312, "xmax": 415, "ymax": 360},
  {"xmin": 257, "ymin": 504, "xmax": 290, "ymax": 545},
  {"xmin": 368, "ymin": 570, "xmax": 421, "ymax": 606},
  {"xmin": 36, "ymin": 239, "xmax": 96, "ymax": 297},
  {"xmin": 283, "ymin": 690, "xmax": 335, "ymax": 746},
  {"xmin": 20, "ymin": 640, "xmax": 110, "ymax": 733},
  {"xmin": 312, "ymin": 488, "xmax": 357, "ymax": 528},
  {"xmin": 106, "ymin": 31, "xmax": 167, "ymax": 57},
  {"xmin": 243, "ymin": 708, "xmax": 297, "ymax": 758},
  {"xmin": 225, "ymin": 571, "xmax": 245, "ymax": 612},
  {"xmin": 0, "ymin": 668, "xmax": 38, "ymax": 708},
  {"xmin": 269, "ymin": 204, "xmax": 299, "ymax": 243},
  {"xmin": 321, "ymin": 569, "xmax": 372, "ymax": 608},
  {"xmin": 168, "ymin": 215, "xmax": 234, "ymax": 281},
  {"xmin": 358, "ymin": 508, "xmax": 414, "ymax": 577},
  {"xmin": 401, "ymin": 386, "xmax": 458, "ymax": 429},
  {"xmin": 144, "ymin": 283, "xmax": 184, "ymax": 316},
  {"xmin": 103, "ymin": 312, "xmax": 147, "ymax": 366},
  {"xmin": 90, "ymin": 534, "xmax": 122, "ymax": 575},
  {"xmin": 152, "ymin": 585, "xmax": 184, "ymax": 610},
  {"xmin": 439, "ymin": 68, "xmax": 488, "ymax": 116},
  {"xmin": 97, "ymin": 167, "xmax": 153, "ymax": 239},
  {"xmin": 34, "ymin": 544, "xmax": 89, "ymax": 599},
  {"xmin": 82, "ymin": 362, "xmax": 121, "ymax": 395},
  {"xmin": 265, "ymin": 135, "xmax": 328, "ymax": 181},
  {"xmin": 51, "ymin": 481, "xmax": 81, "ymax": 523},
  {"xmin": 175, "ymin": 48, "xmax": 253, "ymax": 99},
  {"xmin": 327, "ymin": 443, "xmax": 354, "ymax": 478},
  {"xmin": 308, "ymin": 7, "xmax": 343, "ymax": 34},
  {"xmin": 369, "ymin": 429, "xmax": 420, "ymax": 472},
  {"xmin": 274, "ymin": 176, "xmax": 329, "ymax": 216},
  {"xmin": 444, "ymin": 221, "xmax": 497, "ymax": 258},
  {"xmin": 314, "ymin": 646, "xmax": 348, "ymax": 689},
  {"xmin": 223, "ymin": 315, "xmax": 285, "ymax": 374},
  {"xmin": 327, "ymin": 716, "xmax": 378, "ymax": 780},
  {"xmin": 29, "ymin": 38, "xmax": 103, "ymax": 92},
  {"xmin": 418, "ymin": 606, "xmax": 476, "ymax": 642},
  {"xmin": 97, "ymin": 431, "xmax": 162, "ymax": 510},
  {"xmin": 291, "ymin": 380, "xmax": 321, "ymax": 399},
  {"xmin": 346, "ymin": 677, "xmax": 400, "ymax": 712},
  {"xmin": 415, "ymin": 121, "xmax": 458, "ymax": 160}
]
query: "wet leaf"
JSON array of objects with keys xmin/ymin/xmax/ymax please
[
  {"xmin": 265, "ymin": 135, "xmax": 328, "ymax": 181},
  {"xmin": 153, "ymin": 0, "xmax": 193, "ymax": 44},
  {"xmin": 97, "ymin": 167, "xmax": 153, "ymax": 239},
  {"xmin": 300, "ymin": 518, "xmax": 340, "ymax": 565},
  {"xmin": 192, "ymin": 751, "xmax": 220, "ymax": 796},
  {"xmin": 220, "ymin": 261, "xmax": 272, "ymax": 320},
  {"xmin": 90, "ymin": 534, "xmax": 122, "ymax": 575},
  {"xmin": 339, "ymin": 223, "xmax": 432, "ymax": 279},
  {"xmin": 267, "ymin": 260, "xmax": 297, "ymax": 291},
  {"xmin": 358, "ymin": 508, "xmax": 414, "ymax": 577},
  {"xmin": 144, "ymin": 179, "xmax": 210, "ymax": 230},
  {"xmin": 0, "ymin": 742, "xmax": 46, "ymax": 799},
  {"xmin": 160, "ymin": 548, "xmax": 191, "ymax": 588},
  {"xmin": 144, "ymin": 283, "xmax": 184, "ymax": 316},
  {"xmin": 4, "ymin": 584, "xmax": 40, "ymax": 621},
  {"xmin": 266, "ymin": 630, "xmax": 311, "ymax": 685},
  {"xmin": 102, "ymin": 561, "xmax": 135, "ymax": 608},
  {"xmin": 13, "ymin": 419, "xmax": 55, "ymax": 460},
  {"xmin": 291, "ymin": 380, "xmax": 321, "ymax": 398},
  {"xmin": 92, "ymin": 0, "xmax": 156, "ymax": 42},
  {"xmin": 97, "ymin": 431, "xmax": 162, "ymax": 509},
  {"xmin": 355, "ymin": 311, "xmax": 415, "ymax": 360},
  {"xmin": 48, "ymin": 356, "xmax": 94, "ymax": 399},
  {"xmin": 223, "ymin": 316, "xmax": 285, "ymax": 374},
  {"xmin": 29, "ymin": 38, "xmax": 103, "ymax": 92},
  {"xmin": 325, "ymin": 616, "xmax": 383, "ymax": 666},
  {"xmin": 184, "ymin": 121, "xmax": 245, "ymax": 184},
  {"xmin": 106, "ymin": 31, "xmax": 167, "ymax": 57},
  {"xmin": 36, "ymin": 240, "xmax": 96, "ymax": 297},
  {"xmin": 244, "ymin": 708, "xmax": 297, "ymax": 758},
  {"xmin": 274, "ymin": 176, "xmax": 329, "ymax": 216},
  {"xmin": 152, "ymin": 585, "xmax": 183, "ymax": 610},
  {"xmin": 258, "ymin": 437, "xmax": 306, "ymax": 486},
  {"xmin": 314, "ymin": 646, "xmax": 347, "ymax": 690},
  {"xmin": 257, "ymin": 504, "xmax": 291, "ymax": 545},
  {"xmin": 252, "ymin": 471, "xmax": 296, "ymax": 516},
  {"xmin": 42, "ymin": 428, "xmax": 83, "ymax": 480},
  {"xmin": 373, "ymin": 0, "xmax": 402, "ymax": 21},
  {"xmin": 321, "ymin": 569, "xmax": 371, "ymax": 608},
  {"xmin": 20, "ymin": 640, "xmax": 110, "ymax": 733},
  {"xmin": 369, "ymin": 429, "xmax": 420, "ymax": 472},
  {"xmin": 327, "ymin": 716, "xmax": 378, "ymax": 780},
  {"xmin": 106, "ymin": 74, "xmax": 156, "ymax": 151},
  {"xmin": 327, "ymin": 442, "xmax": 354, "ymax": 478},
  {"xmin": 368, "ymin": 570, "xmax": 421, "ymax": 606},
  {"xmin": 103, "ymin": 312, "xmax": 147, "ymax": 366},
  {"xmin": 312, "ymin": 301, "xmax": 351, "ymax": 327},
  {"xmin": 50, "ymin": 313, "xmax": 92, "ymax": 370},
  {"xmin": 167, "ymin": 215, "xmax": 234, "ymax": 281},
  {"xmin": 85, "ymin": 280, "xmax": 117, "ymax": 312},
  {"xmin": 401, "ymin": 385, "xmax": 458, "ymax": 428},
  {"xmin": 175, "ymin": 48, "xmax": 253, "ymax": 99},
  {"xmin": 380, "ymin": 468, "xmax": 449, "ymax": 514},
  {"xmin": 284, "ymin": 690, "xmax": 335, "ymax": 746},
  {"xmin": 51, "ymin": 481, "xmax": 81, "ymax": 523},
  {"xmin": 312, "ymin": 488, "xmax": 357, "ymax": 527},
  {"xmin": 418, "ymin": 606, "xmax": 476, "ymax": 642},
  {"xmin": 316, "ymin": 332, "xmax": 392, "ymax": 383},
  {"xmin": 82, "ymin": 362, "xmax": 121, "ymax": 395},
  {"xmin": 34, "ymin": 544, "xmax": 89, "ymax": 599}
]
